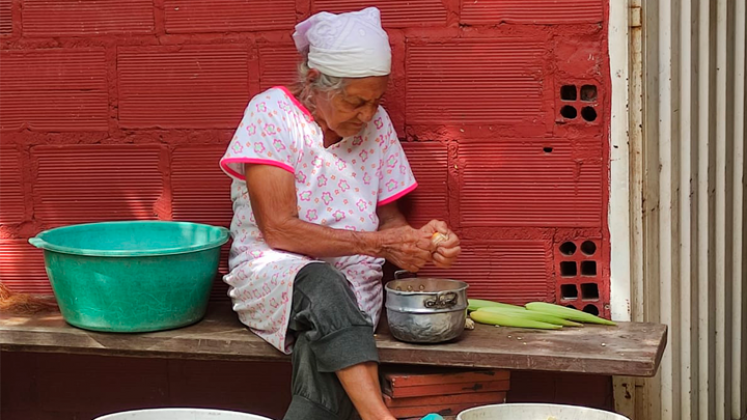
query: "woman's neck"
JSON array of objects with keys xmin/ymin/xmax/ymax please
[
  {"xmin": 313, "ymin": 110, "xmax": 342, "ymax": 148},
  {"xmin": 290, "ymin": 87, "xmax": 342, "ymax": 148},
  {"xmin": 322, "ymin": 126, "xmax": 342, "ymax": 148}
]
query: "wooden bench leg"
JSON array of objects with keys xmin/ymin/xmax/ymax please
[{"xmin": 380, "ymin": 366, "xmax": 510, "ymax": 419}]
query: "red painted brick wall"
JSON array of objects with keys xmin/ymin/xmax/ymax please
[{"xmin": 0, "ymin": 0, "xmax": 611, "ymax": 315}]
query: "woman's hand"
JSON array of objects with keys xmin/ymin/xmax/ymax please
[
  {"xmin": 377, "ymin": 225, "xmax": 435, "ymax": 273},
  {"xmin": 419, "ymin": 220, "xmax": 461, "ymax": 269}
]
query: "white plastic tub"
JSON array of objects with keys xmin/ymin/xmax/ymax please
[
  {"xmin": 457, "ymin": 403, "xmax": 629, "ymax": 420},
  {"xmin": 94, "ymin": 408, "xmax": 273, "ymax": 420}
]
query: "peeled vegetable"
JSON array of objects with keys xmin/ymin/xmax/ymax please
[
  {"xmin": 525, "ymin": 302, "xmax": 617, "ymax": 326},
  {"xmin": 464, "ymin": 317, "xmax": 475, "ymax": 330},
  {"xmin": 468, "ymin": 298, "xmax": 525, "ymax": 312},
  {"xmin": 470, "ymin": 310, "xmax": 562, "ymax": 330},
  {"xmin": 431, "ymin": 232, "xmax": 448, "ymax": 246},
  {"xmin": 477, "ymin": 306, "xmax": 583, "ymax": 327}
]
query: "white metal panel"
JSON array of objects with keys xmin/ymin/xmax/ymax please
[
  {"xmin": 730, "ymin": 1, "xmax": 746, "ymax": 417},
  {"xmin": 732, "ymin": 2, "xmax": 746, "ymax": 417},
  {"xmin": 695, "ymin": 1, "xmax": 717, "ymax": 418},
  {"xmin": 608, "ymin": 0, "xmax": 633, "ymax": 324},
  {"xmin": 657, "ymin": 1, "xmax": 676, "ymax": 419},
  {"xmin": 612, "ymin": 0, "xmax": 746, "ymax": 419},
  {"xmin": 609, "ymin": 1, "xmax": 646, "ymax": 414},
  {"xmin": 714, "ymin": 1, "xmax": 730, "ymax": 417},
  {"xmin": 677, "ymin": 1, "xmax": 694, "ymax": 419}
]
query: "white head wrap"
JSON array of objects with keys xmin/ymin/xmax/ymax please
[{"xmin": 293, "ymin": 7, "xmax": 391, "ymax": 78}]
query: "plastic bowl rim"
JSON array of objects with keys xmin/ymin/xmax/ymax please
[
  {"xmin": 28, "ymin": 221, "xmax": 230, "ymax": 257},
  {"xmin": 94, "ymin": 407, "xmax": 271, "ymax": 420},
  {"xmin": 456, "ymin": 403, "xmax": 630, "ymax": 420}
]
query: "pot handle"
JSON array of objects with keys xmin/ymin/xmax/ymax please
[
  {"xmin": 394, "ymin": 270, "xmax": 416, "ymax": 280},
  {"xmin": 424, "ymin": 291, "xmax": 458, "ymax": 309}
]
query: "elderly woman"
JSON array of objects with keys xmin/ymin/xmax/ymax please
[{"xmin": 220, "ymin": 8, "xmax": 461, "ymax": 420}]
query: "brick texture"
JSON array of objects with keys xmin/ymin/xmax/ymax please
[
  {"xmin": 23, "ymin": 0, "xmax": 154, "ymax": 36},
  {"xmin": 418, "ymin": 239, "xmax": 553, "ymax": 304},
  {"xmin": 312, "ymin": 0, "xmax": 448, "ymax": 27},
  {"xmin": 0, "ymin": 0, "xmax": 11, "ymax": 34},
  {"xmin": 118, "ymin": 46, "xmax": 250, "ymax": 129},
  {"xmin": 257, "ymin": 42, "xmax": 299, "ymax": 91},
  {"xmin": 458, "ymin": 139, "xmax": 603, "ymax": 227},
  {"xmin": 0, "ymin": 146, "xmax": 25, "ymax": 223},
  {"xmin": 0, "ymin": 0, "xmax": 613, "ymax": 413},
  {"xmin": 0, "ymin": 0, "xmax": 612, "ymax": 329},
  {"xmin": 32, "ymin": 145, "xmax": 163, "ymax": 225},
  {"xmin": 171, "ymin": 145, "xmax": 233, "ymax": 227},
  {"xmin": 554, "ymin": 236, "xmax": 607, "ymax": 316},
  {"xmin": 405, "ymin": 37, "xmax": 552, "ymax": 138},
  {"xmin": 164, "ymin": 0, "xmax": 296, "ymax": 33},
  {"xmin": 0, "ymin": 240, "xmax": 51, "ymax": 294},
  {"xmin": 0, "ymin": 49, "xmax": 108, "ymax": 131},
  {"xmin": 461, "ymin": 0, "xmax": 604, "ymax": 25},
  {"xmin": 210, "ymin": 245, "xmax": 231, "ymax": 301},
  {"xmin": 399, "ymin": 141, "xmax": 449, "ymax": 228},
  {"xmin": 171, "ymin": 144, "xmax": 232, "ymax": 302}
]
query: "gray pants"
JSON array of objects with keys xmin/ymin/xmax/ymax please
[{"xmin": 283, "ymin": 262, "xmax": 380, "ymax": 420}]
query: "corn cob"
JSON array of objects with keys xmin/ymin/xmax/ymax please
[
  {"xmin": 477, "ymin": 307, "xmax": 583, "ymax": 327},
  {"xmin": 467, "ymin": 298, "xmax": 525, "ymax": 312},
  {"xmin": 525, "ymin": 302, "xmax": 617, "ymax": 326},
  {"xmin": 431, "ymin": 232, "xmax": 448, "ymax": 246},
  {"xmin": 470, "ymin": 310, "xmax": 562, "ymax": 330}
]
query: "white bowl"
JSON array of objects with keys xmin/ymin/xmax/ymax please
[
  {"xmin": 457, "ymin": 403, "xmax": 629, "ymax": 420},
  {"xmin": 94, "ymin": 408, "xmax": 273, "ymax": 420}
]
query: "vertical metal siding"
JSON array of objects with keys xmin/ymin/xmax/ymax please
[
  {"xmin": 695, "ymin": 1, "xmax": 716, "ymax": 418},
  {"xmin": 677, "ymin": 3, "xmax": 694, "ymax": 419},
  {"xmin": 630, "ymin": 0, "xmax": 746, "ymax": 419},
  {"xmin": 731, "ymin": 4, "xmax": 746, "ymax": 419}
]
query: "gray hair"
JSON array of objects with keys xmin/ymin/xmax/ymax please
[{"xmin": 296, "ymin": 59, "xmax": 348, "ymax": 113}]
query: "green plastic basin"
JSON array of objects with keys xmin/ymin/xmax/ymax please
[{"xmin": 29, "ymin": 221, "xmax": 230, "ymax": 333}]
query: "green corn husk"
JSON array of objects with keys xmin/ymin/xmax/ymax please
[
  {"xmin": 477, "ymin": 306, "xmax": 583, "ymax": 327},
  {"xmin": 467, "ymin": 298, "xmax": 525, "ymax": 312},
  {"xmin": 470, "ymin": 310, "xmax": 563, "ymax": 330},
  {"xmin": 525, "ymin": 302, "xmax": 617, "ymax": 326}
]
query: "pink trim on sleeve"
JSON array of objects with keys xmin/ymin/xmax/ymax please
[
  {"xmin": 275, "ymin": 86, "xmax": 314, "ymax": 121},
  {"xmin": 221, "ymin": 157, "xmax": 295, "ymax": 180},
  {"xmin": 378, "ymin": 182, "xmax": 418, "ymax": 206}
]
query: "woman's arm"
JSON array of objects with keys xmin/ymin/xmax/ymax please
[
  {"xmin": 376, "ymin": 202, "xmax": 410, "ymax": 231},
  {"xmin": 245, "ymin": 164, "xmax": 434, "ymax": 272},
  {"xmin": 376, "ymin": 204, "xmax": 462, "ymax": 269}
]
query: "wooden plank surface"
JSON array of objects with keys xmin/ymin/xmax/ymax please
[
  {"xmin": 383, "ymin": 367, "xmax": 510, "ymax": 388},
  {"xmin": 384, "ymin": 380, "xmax": 510, "ymax": 398},
  {"xmin": 0, "ymin": 305, "xmax": 667, "ymax": 377},
  {"xmin": 383, "ymin": 391, "xmax": 506, "ymax": 408}
]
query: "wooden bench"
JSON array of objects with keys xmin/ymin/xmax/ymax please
[{"xmin": 0, "ymin": 304, "xmax": 666, "ymax": 377}]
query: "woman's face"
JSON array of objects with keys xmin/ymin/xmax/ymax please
[{"xmin": 312, "ymin": 74, "xmax": 389, "ymax": 138}]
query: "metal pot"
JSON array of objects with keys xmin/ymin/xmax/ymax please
[{"xmin": 384, "ymin": 274, "xmax": 469, "ymax": 344}]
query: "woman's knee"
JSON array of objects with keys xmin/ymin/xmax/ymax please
[
  {"xmin": 295, "ymin": 263, "xmax": 355, "ymax": 302},
  {"xmin": 293, "ymin": 263, "xmax": 370, "ymax": 331}
]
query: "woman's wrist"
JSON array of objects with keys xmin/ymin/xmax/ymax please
[{"xmin": 356, "ymin": 230, "xmax": 387, "ymax": 259}]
